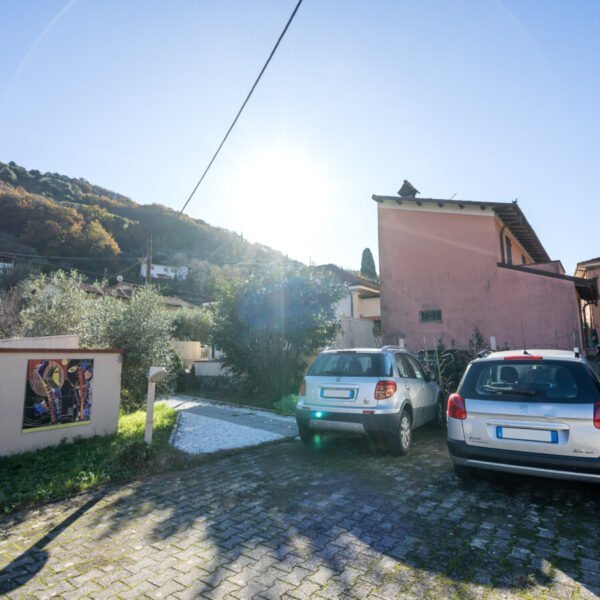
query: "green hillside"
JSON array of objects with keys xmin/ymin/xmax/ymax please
[{"xmin": 0, "ymin": 161, "xmax": 288, "ymax": 301}]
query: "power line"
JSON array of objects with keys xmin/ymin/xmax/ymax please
[
  {"xmin": 0, "ymin": 250, "xmax": 143, "ymax": 262},
  {"xmin": 163, "ymin": 0, "xmax": 304, "ymax": 236}
]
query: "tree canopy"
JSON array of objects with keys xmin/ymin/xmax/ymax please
[
  {"xmin": 360, "ymin": 247, "xmax": 378, "ymax": 282},
  {"xmin": 211, "ymin": 265, "xmax": 344, "ymax": 401}
]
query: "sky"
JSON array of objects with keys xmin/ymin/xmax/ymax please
[{"xmin": 1, "ymin": 0, "xmax": 599, "ymax": 273}]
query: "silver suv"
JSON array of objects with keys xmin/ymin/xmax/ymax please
[
  {"xmin": 447, "ymin": 349, "xmax": 600, "ymax": 482},
  {"xmin": 296, "ymin": 347, "xmax": 443, "ymax": 455}
]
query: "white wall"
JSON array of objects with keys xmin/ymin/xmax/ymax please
[
  {"xmin": 0, "ymin": 349, "xmax": 122, "ymax": 456},
  {"xmin": 0, "ymin": 334, "xmax": 80, "ymax": 349},
  {"xmin": 193, "ymin": 360, "xmax": 227, "ymax": 377},
  {"xmin": 334, "ymin": 317, "xmax": 378, "ymax": 348}
]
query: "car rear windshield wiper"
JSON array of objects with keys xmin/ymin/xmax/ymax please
[{"xmin": 483, "ymin": 387, "xmax": 537, "ymax": 397}]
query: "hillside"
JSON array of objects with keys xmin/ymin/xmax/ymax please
[{"xmin": 0, "ymin": 161, "xmax": 289, "ymax": 301}]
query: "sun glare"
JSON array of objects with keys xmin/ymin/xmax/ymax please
[{"xmin": 228, "ymin": 147, "xmax": 335, "ymax": 261}]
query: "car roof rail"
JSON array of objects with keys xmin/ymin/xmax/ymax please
[
  {"xmin": 381, "ymin": 345, "xmax": 402, "ymax": 351},
  {"xmin": 477, "ymin": 349, "xmax": 492, "ymax": 358}
]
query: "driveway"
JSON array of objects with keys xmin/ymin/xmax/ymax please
[{"xmin": 1, "ymin": 428, "xmax": 599, "ymax": 599}]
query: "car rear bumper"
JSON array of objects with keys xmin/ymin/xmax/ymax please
[
  {"xmin": 447, "ymin": 439, "xmax": 600, "ymax": 483},
  {"xmin": 296, "ymin": 407, "xmax": 402, "ymax": 436}
]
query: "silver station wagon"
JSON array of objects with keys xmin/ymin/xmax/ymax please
[
  {"xmin": 296, "ymin": 347, "xmax": 444, "ymax": 455},
  {"xmin": 447, "ymin": 349, "xmax": 600, "ymax": 482}
]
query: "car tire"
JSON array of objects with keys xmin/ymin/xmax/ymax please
[
  {"xmin": 389, "ymin": 409, "xmax": 412, "ymax": 456},
  {"xmin": 434, "ymin": 394, "xmax": 447, "ymax": 428},
  {"xmin": 453, "ymin": 463, "xmax": 474, "ymax": 480},
  {"xmin": 298, "ymin": 424, "xmax": 316, "ymax": 445}
]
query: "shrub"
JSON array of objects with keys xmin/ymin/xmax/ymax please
[
  {"xmin": 273, "ymin": 394, "xmax": 298, "ymax": 415},
  {"xmin": 211, "ymin": 264, "xmax": 344, "ymax": 403}
]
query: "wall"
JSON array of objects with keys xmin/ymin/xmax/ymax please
[
  {"xmin": 171, "ymin": 340, "xmax": 203, "ymax": 368},
  {"xmin": 378, "ymin": 204, "xmax": 581, "ymax": 351},
  {"xmin": 193, "ymin": 360, "xmax": 227, "ymax": 377},
  {"xmin": 357, "ymin": 296, "xmax": 381, "ymax": 319},
  {"xmin": 334, "ymin": 317, "xmax": 378, "ymax": 348},
  {"xmin": 0, "ymin": 334, "xmax": 80, "ymax": 349},
  {"xmin": 0, "ymin": 348, "xmax": 122, "ymax": 457}
]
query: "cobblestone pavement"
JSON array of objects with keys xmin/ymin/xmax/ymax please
[{"xmin": 1, "ymin": 428, "xmax": 600, "ymax": 599}]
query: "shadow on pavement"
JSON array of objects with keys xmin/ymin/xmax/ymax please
[
  {"xmin": 0, "ymin": 493, "xmax": 104, "ymax": 594},
  {"xmin": 83, "ymin": 427, "xmax": 600, "ymax": 598}
]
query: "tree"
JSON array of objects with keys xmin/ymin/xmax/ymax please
[
  {"xmin": 360, "ymin": 248, "xmax": 378, "ymax": 282},
  {"xmin": 19, "ymin": 270, "xmax": 93, "ymax": 341},
  {"xmin": 172, "ymin": 307, "xmax": 213, "ymax": 342},
  {"xmin": 18, "ymin": 270, "xmax": 179, "ymax": 411},
  {"xmin": 211, "ymin": 265, "xmax": 344, "ymax": 402}
]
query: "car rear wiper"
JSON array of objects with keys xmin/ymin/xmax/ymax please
[{"xmin": 486, "ymin": 388, "xmax": 537, "ymax": 397}]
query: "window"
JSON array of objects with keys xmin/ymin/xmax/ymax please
[
  {"xmin": 460, "ymin": 360, "xmax": 600, "ymax": 403},
  {"xmin": 405, "ymin": 355, "xmax": 426, "ymax": 380},
  {"xmin": 505, "ymin": 236, "xmax": 513, "ymax": 265},
  {"xmin": 309, "ymin": 352, "xmax": 393, "ymax": 377},
  {"xmin": 420, "ymin": 309, "xmax": 442, "ymax": 323},
  {"xmin": 395, "ymin": 353, "xmax": 414, "ymax": 378}
]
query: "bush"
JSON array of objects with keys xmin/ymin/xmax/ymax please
[
  {"xmin": 211, "ymin": 264, "xmax": 343, "ymax": 403},
  {"xmin": 273, "ymin": 394, "xmax": 298, "ymax": 415}
]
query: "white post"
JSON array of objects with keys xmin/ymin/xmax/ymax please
[
  {"xmin": 490, "ymin": 336, "xmax": 498, "ymax": 351},
  {"xmin": 145, "ymin": 379, "xmax": 156, "ymax": 445},
  {"xmin": 145, "ymin": 366, "xmax": 168, "ymax": 446}
]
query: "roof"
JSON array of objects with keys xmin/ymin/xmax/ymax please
[
  {"xmin": 577, "ymin": 257, "xmax": 600, "ymax": 267},
  {"xmin": 372, "ymin": 195, "xmax": 551, "ymax": 264},
  {"xmin": 162, "ymin": 295, "xmax": 195, "ymax": 309},
  {"xmin": 316, "ymin": 264, "xmax": 380, "ymax": 292},
  {"xmin": 81, "ymin": 281, "xmax": 197, "ymax": 308},
  {"xmin": 497, "ymin": 263, "xmax": 598, "ymax": 304}
]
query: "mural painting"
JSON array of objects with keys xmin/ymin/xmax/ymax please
[{"xmin": 22, "ymin": 359, "xmax": 94, "ymax": 430}]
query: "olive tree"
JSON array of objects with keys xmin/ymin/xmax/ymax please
[{"xmin": 18, "ymin": 271, "xmax": 179, "ymax": 411}]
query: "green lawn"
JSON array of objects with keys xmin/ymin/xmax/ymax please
[{"xmin": 0, "ymin": 404, "xmax": 181, "ymax": 515}]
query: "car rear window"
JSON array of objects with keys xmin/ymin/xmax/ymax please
[
  {"xmin": 460, "ymin": 360, "xmax": 600, "ymax": 403},
  {"xmin": 308, "ymin": 352, "xmax": 393, "ymax": 377}
]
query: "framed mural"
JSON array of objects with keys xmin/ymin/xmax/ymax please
[{"xmin": 22, "ymin": 359, "xmax": 94, "ymax": 431}]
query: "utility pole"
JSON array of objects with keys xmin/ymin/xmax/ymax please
[{"xmin": 146, "ymin": 233, "xmax": 152, "ymax": 285}]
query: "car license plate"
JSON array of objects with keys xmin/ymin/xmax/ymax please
[
  {"xmin": 496, "ymin": 426, "xmax": 558, "ymax": 443},
  {"xmin": 321, "ymin": 388, "xmax": 354, "ymax": 399}
]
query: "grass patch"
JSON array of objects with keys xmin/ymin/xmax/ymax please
[{"xmin": 0, "ymin": 403, "xmax": 180, "ymax": 515}]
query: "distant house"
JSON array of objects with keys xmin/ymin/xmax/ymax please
[
  {"xmin": 140, "ymin": 263, "xmax": 188, "ymax": 280},
  {"xmin": 373, "ymin": 182, "xmax": 597, "ymax": 352},
  {"xmin": 317, "ymin": 264, "xmax": 381, "ymax": 348},
  {"xmin": 575, "ymin": 257, "xmax": 600, "ymax": 349},
  {"xmin": 81, "ymin": 281, "xmax": 195, "ymax": 311}
]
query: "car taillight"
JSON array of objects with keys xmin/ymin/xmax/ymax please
[
  {"xmin": 447, "ymin": 393, "xmax": 467, "ymax": 420},
  {"xmin": 375, "ymin": 380, "xmax": 397, "ymax": 400},
  {"xmin": 299, "ymin": 378, "xmax": 306, "ymax": 396},
  {"xmin": 594, "ymin": 402, "xmax": 600, "ymax": 429}
]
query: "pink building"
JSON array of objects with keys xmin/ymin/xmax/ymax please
[{"xmin": 374, "ymin": 182, "xmax": 597, "ymax": 353}]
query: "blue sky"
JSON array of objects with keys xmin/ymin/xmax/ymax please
[{"xmin": 1, "ymin": 0, "xmax": 598, "ymax": 273}]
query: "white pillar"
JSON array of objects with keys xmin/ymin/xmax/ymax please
[{"xmin": 145, "ymin": 380, "xmax": 156, "ymax": 445}]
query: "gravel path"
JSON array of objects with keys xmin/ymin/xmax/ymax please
[{"xmin": 162, "ymin": 395, "xmax": 298, "ymax": 455}]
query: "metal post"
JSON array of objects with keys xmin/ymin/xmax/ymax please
[
  {"xmin": 145, "ymin": 379, "xmax": 156, "ymax": 445},
  {"xmin": 146, "ymin": 233, "xmax": 152, "ymax": 285}
]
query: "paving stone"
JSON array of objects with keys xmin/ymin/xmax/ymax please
[{"xmin": 1, "ymin": 430, "xmax": 598, "ymax": 599}]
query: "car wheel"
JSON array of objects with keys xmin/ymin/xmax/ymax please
[
  {"xmin": 434, "ymin": 394, "xmax": 447, "ymax": 428},
  {"xmin": 389, "ymin": 409, "xmax": 412, "ymax": 456},
  {"xmin": 298, "ymin": 424, "xmax": 315, "ymax": 445},
  {"xmin": 453, "ymin": 463, "xmax": 474, "ymax": 480}
]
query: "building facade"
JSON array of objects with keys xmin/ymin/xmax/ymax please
[{"xmin": 374, "ymin": 185, "xmax": 596, "ymax": 353}]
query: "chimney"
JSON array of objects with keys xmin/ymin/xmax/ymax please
[{"xmin": 398, "ymin": 180, "xmax": 420, "ymax": 198}]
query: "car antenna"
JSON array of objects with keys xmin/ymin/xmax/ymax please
[{"xmin": 521, "ymin": 323, "xmax": 530, "ymax": 355}]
